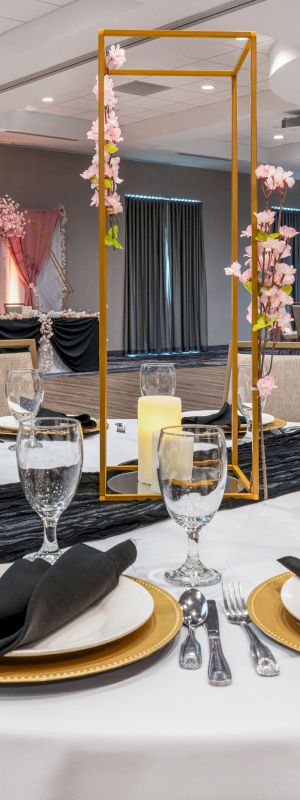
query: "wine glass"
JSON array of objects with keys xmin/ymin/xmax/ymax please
[
  {"xmin": 158, "ymin": 424, "xmax": 227, "ymax": 587},
  {"xmin": 140, "ymin": 362, "xmax": 176, "ymax": 396},
  {"xmin": 16, "ymin": 417, "xmax": 83, "ymax": 564},
  {"xmin": 5, "ymin": 368, "xmax": 44, "ymax": 451},
  {"xmin": 238, "ymin": 365, "xmax": 268, "ymax": 442}
]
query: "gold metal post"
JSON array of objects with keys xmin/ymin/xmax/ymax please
[
  {"xmin": 231, "ymin": 73, "xmax": 238, "ymax": 466},
  {"xmin": 250, "ymin": 33, "xmax": 259, "ymax": 499},
  {"xmin": 98, "ymin": 30, "xmax": 108, "ymax": 500}
]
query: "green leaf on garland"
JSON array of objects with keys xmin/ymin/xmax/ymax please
[
  {"xmin": 106, "ymin": 144, "xmax": 118, "ymax": 154},
  {"xmin": 104, "ymin": 178, "xmax": 112, "ymax": 189},
  {"xmin": 281, "ymin": 284, "xmax": 293, "ymax": 295},
  {"xmin": 252, "ymin": 314, "xmax": 269, "ymax": 331},
  {"xmin": 268, "ymin": 232, "xmax": 280, "ymax": 238},
  {"xmin": 105, "ymin": 225, "xmax": 123, "ymax": 250},
  {"xmin": 243, "ymin": 280, "xmax": 252, "ymax": 293},
  {"xmin": 256, "ymin": 232, "xmax": 268, "ymax": 241}
]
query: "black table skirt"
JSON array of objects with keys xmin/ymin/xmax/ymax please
[
  {"xmin": 0, "ymin": 431, "xmax": 300, "ymax": 562},
  {"xmin": 0, "ymin": 317, "xmax": 99, "ymax": 372}
]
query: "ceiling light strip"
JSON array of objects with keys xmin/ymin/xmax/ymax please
[{"xmin": 126, "ymin": 193, "xmax": 201, "ymax": 203}]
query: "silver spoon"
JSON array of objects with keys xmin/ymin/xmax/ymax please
[{"xmin": 179, "ymin": 589, "xmax": 208, "ymax": 670}]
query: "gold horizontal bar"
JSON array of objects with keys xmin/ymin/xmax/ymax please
[
  {"xmin": 233, "ymin": 39, "xmax": 251, "ymax": 75},
  {"xmin": 224, "ymin": 491, "xmax": 258, "ymax": 500},
  {"xmin": 229, "ymin": 464, "xmax": 251, "ymax": 491},
  {"xmin": 102, "ymin": 29, "xmax": 254, "ymax": 39},
  {"xmin": 111, "ymin": 68, "xmax": 233, "ymax": 77},
  {"xmin": 100, "ymin": 493, "xmax": 161, "ymax": 501}
]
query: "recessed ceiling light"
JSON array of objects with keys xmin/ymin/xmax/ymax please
[
  {"xmin": 42, "ymin": 97, "xmax": 54, "ymax": 103},
  {"xmin": 201, "ymin": 84, "xmax": 215, "ymax": 91},
  {"xmin": 236, "ymin": 37, "xmax": 248, "ymax": 41},
  {"xmin": 273, "ymin": 134, "xmax": 284, "ymax": 140}
]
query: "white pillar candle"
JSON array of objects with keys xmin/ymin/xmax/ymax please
[
  {"xmin": 151, "ymin": 430, "xmax": 161, "ymax": 493},
  {"xmin": 138, "ymin": 396, "xmax": 182, "ymax": 485},
  {"xmin": 159, "ymin": 434, "xmax": 194, "ymax": 483}
]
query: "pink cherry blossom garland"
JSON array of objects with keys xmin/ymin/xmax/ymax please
[
  {"xmin": 225, "ymin": 164, "xmax": 298, "ymax": 400},
  {"xmin": 0, "ymin": 195, "xmax": 27, "ymax": 241},
  {"xmin": 81, "ymin": 44, "xmax": 126, "ymax": 250}
]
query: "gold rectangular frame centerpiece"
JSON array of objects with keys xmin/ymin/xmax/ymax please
[{"xmin": 98, "ymin": 28, "xmax": 259, "ymax": 502}]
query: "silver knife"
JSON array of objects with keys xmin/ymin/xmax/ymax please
[{"xmin": 204, "ymin": 600, "xmax": 232, "ymax": 686}]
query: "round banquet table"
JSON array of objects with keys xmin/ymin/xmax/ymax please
[{"xmin": 0, "ymin": 420, "xmax": 300, "ymax": 800}]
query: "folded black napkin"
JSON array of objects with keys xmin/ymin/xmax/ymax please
[
  {"xmin": 0, "ymin": 540, "xmax": 136, "ymax": 656},
  {"xmin": 38, "ymin": 406, "xmax": 97, "ymax": 430},
  {"xmin": 277, "ymin": 556, "xmax": 300, "ymax": 577},
  {"xmin": 183, "ymin": 402, "xmax": 244, "ymax": 430}
]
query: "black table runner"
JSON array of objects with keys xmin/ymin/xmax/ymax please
[
  {"xmin": 0, "ymin": 317, "xmax": 98, "ymax": 372},
  {"xmin": 0, "ymin": 431, "xmax": 300, "ymax": 563}
]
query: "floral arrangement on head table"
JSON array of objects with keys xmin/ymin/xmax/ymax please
[
  {"xmin": 225, "ymin": 164, "xmax": 298, "ymax": 400},
  {"xmin": 81, "ymin": 43, "xmax": 126, "ymax": 250}
]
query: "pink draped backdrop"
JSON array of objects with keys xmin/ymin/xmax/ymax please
[{"xmin": 8, "ymin": 209, "xmax": 60, "ymax": 306}]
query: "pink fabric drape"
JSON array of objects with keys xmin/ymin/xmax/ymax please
[{"xmin": 8, "ymin": 209, "xmax": 60, "ymax": 305}]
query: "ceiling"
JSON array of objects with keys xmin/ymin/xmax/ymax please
[{"xmin": 0, "ymin": 0, "xmax": 300, "ymax": 174}]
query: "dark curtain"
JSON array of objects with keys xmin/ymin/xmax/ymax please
[
  {"xmin": 168, "ymin": 201, "xmax": 207, "ymax": 352},
  {"xmin": 124, "ymin": 196, "xmax": 207, "ymax": 355},
  {"xmin": 274, "ymin": 208, "xmax": 300, "ymax": 299}
]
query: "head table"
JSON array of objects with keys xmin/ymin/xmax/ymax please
[{"xmin": 0, "ymin": 420, "xmax": 299, "ymax": 800}]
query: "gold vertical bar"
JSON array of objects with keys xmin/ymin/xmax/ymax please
[
  {"xmin": 231, "ymin": 74, "xmax": 238, "ymax": 465},
  {"xmin": 250, "ymin": 33, "xmax": 259, "ymax": 498},
  {"xmin": 98, "ymin": 30, "xmax": 107, "ymax": 499}
]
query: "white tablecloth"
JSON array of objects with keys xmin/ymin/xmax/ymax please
[{"xmin": 0, "ymin": 422, "xmax": 300, "ymax": 800}]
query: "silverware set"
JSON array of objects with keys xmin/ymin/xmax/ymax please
[
  {"xmin": 179, "ymin": 581, "xmax": 280, "ymax": 682},
  {"xmin": 179, "ymin": 590, "xmax": 232, "ymax": 686},
  {"xmin": 269, "ymin": 425, "xmax": 300, "ymax": 437}
]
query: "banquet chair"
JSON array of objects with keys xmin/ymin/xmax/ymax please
[
  {"xmin": 0, "ymin": 339, "xmax": 38, "ymax": 415},
  {"xmin": 223, "ymin": 340, "xmax": 300, "ymax": 422},
  {"xmin": 292, "ymin": 304, "xmax": 300, "ymax": 339}
]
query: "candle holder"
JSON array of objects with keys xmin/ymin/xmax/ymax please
[{"xmin": 98, "ymin": 27, "xmax": 259, "ymax": 501}]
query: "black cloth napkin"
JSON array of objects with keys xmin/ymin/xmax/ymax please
[
  {"xmin": 0, "ymin": 540, "xmax": 136, "ymax": 656},
  {"xmin": 182, "ymin": 402, "xmax": 244, "ymax": 430},
  {"xmin": 277, "ymin": 556, "xmax": 300, "ymax": 577},
  {"xmin": 38, "ymin": 406, "xmax": 97, "ymax": 430}
]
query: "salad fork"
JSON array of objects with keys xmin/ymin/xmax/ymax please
[{"xmin": 222, "ymin": 581, "xmax": 280, "ymax": 677}]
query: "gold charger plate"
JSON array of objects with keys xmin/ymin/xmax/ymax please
[
  {"xmin": 248, "ymin": 572, "xmax": 300, "ymax": 652},
  {"xmin": 0, "ymin": 419, "xmax": 101, "ymax": 437},
  {"xmin": 224, "ymin": 417, "xmax": 286, "ymax": 434},
  {"xmin": 0, "ymin": 578, "xmax": 182, "ymax": 684}
]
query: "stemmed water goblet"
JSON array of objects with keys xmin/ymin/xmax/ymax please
[
  {"xmin": 238, "ymin": 365, "xmax": 268, "ymax": 442},
  {"xmin": 158, "ymin": 424, "xmax": 227, "ymax": 587},
  {"xmin": 140, "ymin": 362, "xmax": 176, "ymax": 396},
  {"xmin": 16, "ymin": 417, "xmax": 83, "ymax": 564},
  {"xmin": 5, "ymin": 368, "xmax": 44, "ymax": 450}
]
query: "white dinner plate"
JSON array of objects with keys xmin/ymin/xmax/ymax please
[
  {"xmin": 4, "ymin": 574, "xmax": 154, "ymax": 658},
  {"xmin": 281, "ymin": 575, "xmax": 300, "ymax": 621}
]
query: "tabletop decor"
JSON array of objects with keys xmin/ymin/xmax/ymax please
[
  {"xmin": 0, "ymin": 577, "xmax": 182, "ymax": 684},
  {"xmin": 138, "ymin": 395, "xmax": 182, "ymax": 485},
  {"xmin": 225, "ymin": 164, "xmax": 298, "ymax": 497},
  {"xmin": 81, "ymin": 43, "xmax": 125, "ymax": 251},
  {"xmin": 247, "ymin": 571, "xmax": 300, "ymax": 652},
  {"xmin": 158, "ymin": 425, "xmax": 227, "ymax": 587},
  {"xmin": 17, "ymin": 418, "xmax": 83, "ymax": 563},
  {"xmin": 98, "ymin": 27, "xmax": 260, "ymax": 501}
]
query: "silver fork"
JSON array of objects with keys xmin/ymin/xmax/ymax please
[
  {"xmin": 222, "ymin": 581, "xmax": 280, "ymax": 677},
  {"xmin": 270, "ymin": 426, "xmax": 300, "ymax": 437}
]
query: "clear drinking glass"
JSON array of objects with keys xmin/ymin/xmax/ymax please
[
  {"xmin": 17, "ymin": 417, "xmax": 83, "ymax": 564},
  {"xmin": 5, "ymin": 368, "xmax": 44, "ymax": 451},
  {"xmin": 140, "ymin": 362, "xmax": 176, "ymax": 396},
  {"xmin": 238, "ymin": 365, "xmax": 268, "ymax": 442},
  {"xmin": 158, "ymin": 424, "xmax": 227, "ymax": 587}
]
